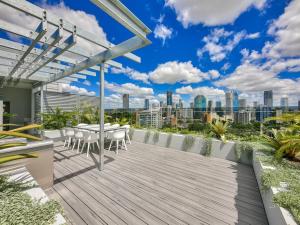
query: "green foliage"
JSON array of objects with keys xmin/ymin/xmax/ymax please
[
  {"xmin": 42, "ymin": 108, "xmax": 74, "ymax": 130},
  {"xmin": 234, "ymin": 141, "xmax": 253, "ymax": 162},
  {"xmin": 210, "ymin": 120, "xmax": 229, "ymax": 142},
  {"xmin": 0, "ymin": 175, "xmax": 63, "ymax": 225},
  {"xmin": 166, "ymin": 133, "xmax": 172, "ymax": 148},
  {"xmin": 182, "ymin": 135, "xmax": 195, "ymax": 152},
  {"xmin": 260, "ymin": 158, "xmax": 300, "ymax": 224},
  {"xmin": 144, "ymin": 130, "xmax": 151, "ymax": 143},
  {"xmin": 153, "ymin": 132, "xmax": 160, "ymax": 144},
  {"xmin": 203, "ymin": 138, "xmax": 212, "ymax": 156}
]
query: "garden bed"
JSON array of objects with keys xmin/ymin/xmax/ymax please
[
  {"xmin": 130, "ymin": 129, "xmax": 253, "ymax": 165},
  {"xmin": 0, "ymin": 167, "xmax": 65, "ymax": 225},
  {"xmin": 253, "ymin": 151, "xmax": 298, "ymax": 225}
]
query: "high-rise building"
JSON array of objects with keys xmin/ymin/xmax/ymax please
[
  {"xmin": 280, "ymin": 97, "xmax": 288, "ymax": 111},
  {"xmin": 194, "ymin": 95, "xmax": 206, "ymax": 119},
  {"xmin": 136, "ymin": 109, "xmax": 162, "ymax": 128},
  {"xmin": 225, "ymin": 92, "xmax": 233, "ymax": 116},
  {"xmin": 208, "ymin": 100, "xmax": 213, "ymax": 113},
  {"xmin": 144, "ymin": 98, "xmax": 149, "ymax": 110},
  {"xmin": 233, "ymin": 91, "xmax": 239, "ymax": 112},
  {"xmin": 298, "ymin": 100, "xmax": 300, "ymax": 110},
  {"xmin": 123, "ymin": 94, "xmax": 129, "ymax": 109},
  {"xmin": 239, "ymin": 99, "xmax": 246, "ymax": 110},
  {"xmin": 215, "ymin": 101, "xmax": 223, "ymax": 117},
  {"xmin": 264, "ymin": 90, "xmax": 273, "ymax": 108},
  {"xmin": 179, "ymin": 99, "xmax": 183, "ymax": 109},
  {"xmin": 167, "ymin": 91, "xmax": 172, "ymax": 106},
  {"xmin": 190, "ymin": 102, "xmax": 194, "ymax": 109},
  {"xmin": 253, "ymin": 101, "xmax": 258, "ymax": 108},
  {"xmin": 159, "ymin": 101, "xmax": 163, "ymax": 107},
  {"xmin": 256, "ymin": 104, "xmax": 272, "ymax": 122}
]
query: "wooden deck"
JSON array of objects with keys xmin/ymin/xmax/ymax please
[{"xmin": 47, "ymin": 141, "xmax": 268, "ymax": 225}]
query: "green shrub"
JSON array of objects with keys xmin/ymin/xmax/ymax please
[{"xmin": 182, "ymin": 135, "xmax": 195, "ymax": 152}]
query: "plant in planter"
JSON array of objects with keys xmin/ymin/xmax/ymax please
[
  {"xmin": 203, "ymin": 138, "xmax": 212, "ymax": 156},
  {"xmin": 210, "ymin": 120, "xmax": 229, "ymax": 143},
  {"xmin": 144, "ymin": 130, "xmax": 151, "ymax": 143},
  {"xmin": 153, "ymin": 131, "xmax": 160, "ymax": 144},
  {"xmin": 182, "ymin": 135, "xmax": 195, "ymax": 152},
  {"xmin": 234, "ymin": 141, "xmax": 253, "ymax": 162},
  {"xmin": 42, "ymin": 107, "xmax": 74, "ymax": 130},
  {"xmin": 0, "ymin": 124, "xmax": 42, "ymax": 164}
]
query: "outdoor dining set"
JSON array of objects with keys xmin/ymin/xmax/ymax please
[{"xmin": 63, "ymin": 123, "xmax": 131, "ymax": 157}]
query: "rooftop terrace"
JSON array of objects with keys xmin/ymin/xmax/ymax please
[{"xmin": 47, "ymin": 141, "xmax": 268, "ymax": 225}]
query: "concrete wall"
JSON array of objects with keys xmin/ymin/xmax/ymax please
[
  {"xmin": 131, "ymin": 129, "xmax": 253, "ymax": 165},
  {"xmin": 0, "ymin": 87, "xmax": 31, "ymax": 125}
]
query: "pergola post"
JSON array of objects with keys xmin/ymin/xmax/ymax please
[
  {"xmin": 40, "ymin": 84, "xmax": 44, "ymax": 123},
  {"xmin": 98, "ymin": 63, "xmax": 105, "ymax": 170}
]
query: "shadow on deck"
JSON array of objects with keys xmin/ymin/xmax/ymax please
[{"xmin": 46, "ymin": 141, "xmax": 268, "ymax": 225}]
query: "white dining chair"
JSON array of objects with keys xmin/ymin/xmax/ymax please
[
  {"xmin": 81, "ymin": 131, "xmax": 99, "ymax": 157},
  {"xmin": 121, "ymin": 125, "xmax": 131, "ymax": 144},
  {"xmin": 76, "ymin": 123, "xmax": 88, "ymax": 127},
  {"xmin": 108, "ymin": 130, "xmax": 127, "ymax": 154},
  {"xmin": 63, "ymin": 128, "xmax": 75, "ymax": 149},
  {"xmin": 71, "ymin": 128, "xmax": 84, "ymax": 152}
]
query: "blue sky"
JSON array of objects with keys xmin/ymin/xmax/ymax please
[{"xmin": 20, "ymin": 0, "xmax": 300, "ymax": 107}]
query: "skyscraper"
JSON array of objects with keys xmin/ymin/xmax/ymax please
[
  {"xmin": 215, "ymin": 101, "xmax": 223, "ymax": 117},
  {"xmin": 264, "ymin": 90, "xmax": 273, "ymax": 108},
  {"xmin": 280, "ymin": 97, "xmax": 288, "ymax": 111},
  {"xmin": 167, "ymin": 91, "xmax": 172, "ymax": 106},
  {"xmin": 253, "ymin": 101, "xmax": 258, "ymax": 108},
  {"xmin": 190, "ymin": 102, "xmax": 194, "ymax": 109},
  {"xmin": 194, "ymin": 95, "xmax": 206, "ymax": 119},
  {"xmin": 123, "ymin": 94, "xmax": 129, "ymax": 109},
  {"xmin": 179, "ymin": 99, "xmax": 183, "ymax": 109},
  {"xmin": 225, "ymin": 92, "xmax": 233, "ymax": 116},
  {"xmin": 239, "ymin": 99, "xmax": 246, "ymax": 110},
  {"xmin": 144, "ymin": 98, "xmax": 149, "ymax": 110},
  {"xmin": 208, "ymin": 100, "xmax": 213, "ymax": 112},
  {"xmin": 233, "ymin": 91, "xmax": 239, "ymax": 112},
  {"xmin": 298, "ymin": 100, "xmax": 300, "ymax": 110}
]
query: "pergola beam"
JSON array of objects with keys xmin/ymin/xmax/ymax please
[
  {"xmin": 45, "ymin": 36, "xmax": 149, "ymax": 84},
  {"xmin": 0, "ymin": 0, "xmax": 140, "ymax": 63}
]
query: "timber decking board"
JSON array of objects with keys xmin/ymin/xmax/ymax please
[{"xmin": 49, "ymin": 141, "xmax": 268, "ymax": 225}]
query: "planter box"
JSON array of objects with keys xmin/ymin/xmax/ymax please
[
  {"xmin": 0, "ymin": 140, "xmax": 54, "ymax": 189},
  {"xmin": 211, "ymin": 139, "xmax": 236, "ymax": 161},
  {"xmin": 1, "ymin": 167, "xmax": 65, "ymax": 225},
  {"xmin": 42, "ymin": 130, "xmax": 65, "ymax": 141},
  {"xmin": 253, "ymin": 151, "xmax": 297, "ymax": 225}
]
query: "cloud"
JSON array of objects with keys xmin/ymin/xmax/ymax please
[
  {"xmin": 0, "ymin": 2, "xmax": 108, "ymax": 55},
  {"xmin": 176, "ymin": 85, "xmax": 225, "ymax": 96},
  {"xmin": 154, "ymin": 24, "xmax": 173, "ymax": 45},
  {"xmin": 105, "ymin": 81, "xmax": 154, "ymax": 97},
  {"xmin": 197, "ymin": 28, "xmax": 260, "ymax": 62},
  {"xmin": 104, "ymin": 94, "xmax": 159, "ymax": 109},
  {"xmin": 60, "ymin": 83, "xmax": 95, "ymax": 96},
  {"xmin": 157, "ymin": 93, "xmax": 181, "ymax": 103},
  {"xmin": 208, "ymin": 70, "xmax": 220, "ymax": 79},
  {"xmin": 149, "ymin": 61, "xmax": 210, "ymax": 84},
  {"xmin": 110, "ymin": 67, "xmax": 149, "ymax": 84},
  {"xmin": 165, "ymin": 0, "xmax": 266, "ymax": 27},
  {"xmin": 267, "ymin": 0, "xmax": 300, "ymax": 58},
  {"xmin": 82, "ymin": 80, "xmax": 91, "ymax": 86}
]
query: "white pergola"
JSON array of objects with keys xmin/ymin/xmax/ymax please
[{"xmin": 0, "ymin": 0, "xmax": 151, "ymax": 170}]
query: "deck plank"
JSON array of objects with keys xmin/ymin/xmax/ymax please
[{"xmin": 49, "ymin": 141, "xmax": 268, "ymax": 225}]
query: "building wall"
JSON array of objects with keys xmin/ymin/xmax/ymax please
[{"xmin": 0, "ymin": 87, "xmax": 31, "ymax": 125}]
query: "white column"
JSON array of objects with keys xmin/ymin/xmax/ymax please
[
  {"xmin": 40, "ymin": 85, "xmax": 44, "ymax": 123},
  {"xmin": 98, "ymin": 64, "xmax": 105, "ymax": 170}
]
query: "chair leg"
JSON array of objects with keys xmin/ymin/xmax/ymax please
[
  {"xmin": 108, "ymin": 140, "xmax": 113, "ymax": 151},
  {"xmin": 72, "ymin": 139, "xmax": 76, "ymax": 151},
  {"xmin": 87, "ymin": 143, "xmax": 90, "ymax": 157},
  {"xmin": 126, "ymin": 133, "xmax": 131, "ymax": 144},
  {"xmin": 81, "ymin": 142, "xmax": 86, "ymax": 153},
  {"xmin": 122, "ymin": 139, "xmax": 128, "ymax": 151},
  {"xmin": 96, "ymin": 141, "xmax": 100, "ymax": 150},
  {"xmin": 116, "ymin": 140, "xmax": 119, "ymax": 154},
  {"xmin": 67, "ymin": 137, "xmax": 72, "ymax": 148},
  {"xmin": 63, "ymin": 139, "xmax": 67, "ymax": 147},
  {"xmin": 77, "ymin": 139, "xmax": 81, "ymax": 153}
]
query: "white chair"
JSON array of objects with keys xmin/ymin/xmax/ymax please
[
  {"xmin": 104, "ymin": 123, "xmax": 111, "ymax": 127},
  {"xmin": 71, "ymin": 128, "xmax": 84, "ymax": 152},
  {"xmin": 108, "ymin": 130, "xmax": 127, "ymax": 154},
  {"xmin": 76, "ymin": 123, "xmax": 88, "ymax": 127},
  {"xmin": 121, "ymin": 125, "xmax": 131, "ymax": 144},
  {"xmin": 81, "ymin": 131, "xmax": 99, "ymax": 157},
  {"xmin": 63, "ymin": 128, "xmax": 75, "ymax": 149}
]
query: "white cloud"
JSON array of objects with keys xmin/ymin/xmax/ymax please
[
  {"xmin": 105, "ymin": 81, "xmax": 154, "ymax": 97},
  {"xmin": 198, "ymin": 28, "xmax": 260, "ymax": 62},
  {"xmin": 82, "ymin": 80, "xmax": 91, "ymax": 86},
  {"xmin": 0, "ymin": 2, "xmax": 108, "ymax": 55},
  {"xmin": 60, "ymin": 83, "xmax": 95, "ymax": 96},
  {"xmin": 154, "ymin": 24, "xmax": 173, "ymax": 45},
  {"xmin": 165, "ymin": 0, "xmax": 266, "ymax": 27},
  {"xmin": 208, "ymin": 70, "xmax": 220, "ymax": 79},
  {"xmin": 110, "ymin": 67, "xmax": 149, "ymax": 84},
  {"xmin": 149, "ymin": 61, "xmax": 209, "ymax": 84},
  {"xmin": 267, "ymin": 0, "xmax": 300, "ymax": 58},
  {"xmin": 176, "ymin": 85, "xmax": 225, "ymax": 96}
]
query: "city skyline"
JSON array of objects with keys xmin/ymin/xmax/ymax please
[{"xmin": 16, "ymin": 0, "xmax": 300, "ymax": 108}]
